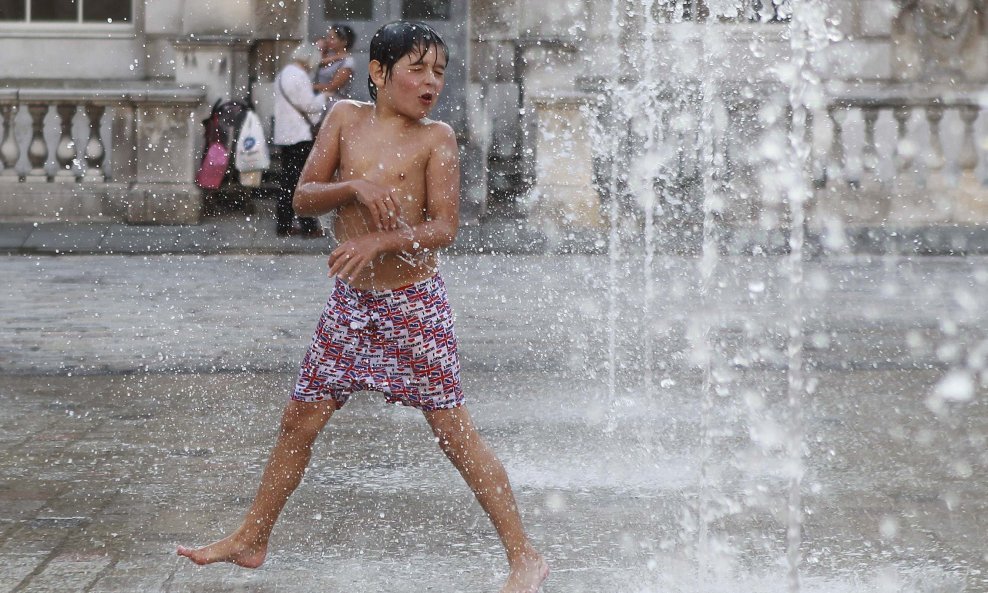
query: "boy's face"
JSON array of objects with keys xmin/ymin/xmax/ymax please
[{"xmin": 372, "ymin": 43, "xmax": 447, "ymax": 119}]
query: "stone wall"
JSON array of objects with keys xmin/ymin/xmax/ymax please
[{"xmin": 511, "ymin": 0, "xmax": 988, "ymax": 244}]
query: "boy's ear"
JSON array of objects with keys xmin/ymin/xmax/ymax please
[{"xmin": 369, "ymin": 60, "xmax": 387, "ymax": 89}]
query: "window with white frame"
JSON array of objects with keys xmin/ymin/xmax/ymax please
[{"xmin": 0, "ymin": 0, "xmax": 131, "ymax": 23}]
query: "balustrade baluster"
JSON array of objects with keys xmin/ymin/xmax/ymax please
[
  {"xmin": 83, "ymin": 103, "xmax": 107, "ymax": 182},
  {"xmin": 861, "ymin": 106, "xmax": 880, "ymax": 186},
  {"xmin": 958, "ymin": 105, "xmax": 979, "ymax": 178},
  {"xmin": 0, "ymin": 103, "xmax": 18, "ymax": 181},
  {"xmin": 826, "ymin": 105, "xmax": 846, "ymax": 185},
  {"xmin": 925, "ymin": 104, "xmax": 945, "ymax": 186},
  {"xmin": 55, "ymin": 103, "xmax": 79, "ymax": 181},
  {"xmin": 953, "ymin": 104, "xmax": 986, "ymax": 221},
  {"xmin": 26, "ymin": 103, "xmax": 50, "ymax": 181},
  {"xmin": 892, "ymin": 105, "xmax": 914, "ymax": 177}
]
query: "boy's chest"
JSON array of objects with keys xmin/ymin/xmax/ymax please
[{"xmin": 340, "ymin": 135, "xmax": 429, "ymax": 185}]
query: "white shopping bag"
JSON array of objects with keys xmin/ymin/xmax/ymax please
[{"xmin": 234, "ymin": 110, "xmax": 270, "ymax": 174}]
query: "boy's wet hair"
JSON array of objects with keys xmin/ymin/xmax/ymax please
[{"xmin": 368, "ymin": 21, "xmax": 450, "ymax": 102}]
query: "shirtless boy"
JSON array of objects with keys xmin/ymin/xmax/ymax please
[{"xmin": 177, "ymin": 21, "xmax": 548, "ymax": 593}]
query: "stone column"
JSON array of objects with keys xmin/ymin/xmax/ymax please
[
  {"xmin": 528, "ymin": 94, "xmax": 603, "ymax": 236},
  {"xmin": 125, "ymin": 88, "xmax": 205, "ymax": 224}
]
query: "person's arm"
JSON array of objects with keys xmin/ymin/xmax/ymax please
[
  {"xmin": 319, "ymin": 52, "xmax": 342, "ymax": 68},
  {"xmin": 328, "ymin": 123, "xmax": 460, "ymax": 280},
  {"xmin": 288, "ymin": 67, "xmax": 326, "ymax": 116},
  {"xmin": 313, "ymin": 62, "xmax": 354, "ymax": 94},
  {"xmin": 293, "ymin": 102, "xmax": 402, "ymax": 224}
]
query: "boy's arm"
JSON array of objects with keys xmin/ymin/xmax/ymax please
[
  {"xmin": 294, "ymin": 102, "xmax": 402, "ymax": 226},
  {"xmin": 329, "ymin": 123, "xmax": 460, "ymax": 281},
  {"xmin": 293, "ymin": 102, "xmax": 346, "ymax": 216}
]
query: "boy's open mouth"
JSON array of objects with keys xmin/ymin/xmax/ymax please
[{"xmin": 419, "ymin": 93, "xmax": 434, "ymax": 102}]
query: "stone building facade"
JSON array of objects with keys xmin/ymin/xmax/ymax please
[
  {"xmin": 508, "ymin": 0, "xmax": 988, "ymax": 250},
  {"xmin": 0, "ymin": 0, "xmax": 985, "ymax": 248}
]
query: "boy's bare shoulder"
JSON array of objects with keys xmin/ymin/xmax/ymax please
[
  {"xmin": 421, "ymin": 118, "xmax": 455, "ymax": 138},
  {"xmin": 335, "ymin": 99, "xmax": 372, "ymax": 112},
  {"xmin": 327, "ymin": 99, "xmax": 373, "ymax": 124},
  {"xmin": 420, "ymin": 119, "xmax": 458, "ymax": 154}
]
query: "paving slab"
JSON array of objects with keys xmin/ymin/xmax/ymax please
[
  {"xmin": 5, "ymin": 213, "xmax": 988, "ymax": 257},
  {"xmin": 0, "ymin": 222, "xmax": 33, "ymax": 251},
  {"xmin": 1, "ymin": 254, "xmax": 988, "ymax": 591},
  {"xmin": 0, "ymin": 368, "xmax": 986, "ymax": 592},
  {"xmin": 173, "ymin": 221, "xmax": 261, "ymax": 254},
  {"xmin": 19, "ymin": 222, "xmax": 109, "ymax": 254},
  {"xmin": 97, "ymin": 224, "xmax": 183, "ymax": 255}
]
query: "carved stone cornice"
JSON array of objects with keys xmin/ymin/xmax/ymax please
[
  {"xmin": 891, "ymin": 0, "xmax": 987, "ymax": 82},
  {"xmin": 916, "ymin": 0, "xmax": 978, "ymax": 38}
]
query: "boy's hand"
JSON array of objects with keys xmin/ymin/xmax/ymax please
[
  {"xmin": 351, "ymin": 179, "xmax": 401, "ymax": 231},
  {"xmin": 328, "ymin": 234, "xmax": 385, "ymax": 281}
]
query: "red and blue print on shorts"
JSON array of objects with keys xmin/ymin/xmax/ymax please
[{"xmin": 293, "ymin": 274, "xmax": 464, "ymax": 411}]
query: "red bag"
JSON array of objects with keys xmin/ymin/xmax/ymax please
[
  {"xmin": 195, "ymin": 142, "xmax": 230, "ymax": 190},
  {"xmin": 195, "ymin": 113, "xmax": 230, "ymax": 190}
]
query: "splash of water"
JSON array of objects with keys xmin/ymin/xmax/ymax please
[
  {"xmin": 598, "ymin": 0, "xmax": 834, "ymax": 590},
  {"xmin": 781, "ymin": 1, "xmax": 832, "ymax": 590}
]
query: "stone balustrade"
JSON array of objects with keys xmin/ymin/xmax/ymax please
[
  {"xmin": 532, "ymin": 76, "xmax": 988, "ymax": 248},
  {"xmin": 658, "ymin": 0, "xmax": 792, "ymax": 22},
  {"xmin": 816, "ymin": 83, "xmax": 988, "ymax": 226},
  {"xmin": 0, "ymin": 82, "xmax": 206, "ymax": 224}
]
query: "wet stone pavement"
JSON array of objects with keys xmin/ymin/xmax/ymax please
[{"xmin": 2, "ymin": 254, "xmax": 988, "ymax": 592}]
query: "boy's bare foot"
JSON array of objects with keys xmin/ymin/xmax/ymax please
[
  {"xmin": 500, "ymin": 552, "xmax": 549, "ymax": 593},
  {"xmin": 176, "ymin": 533, "xmax": 267, "ymax": 568}
]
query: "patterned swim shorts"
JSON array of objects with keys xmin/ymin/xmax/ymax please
[{"xmin": 292, "ymin": 273, "xmax": 464, "ymax": 411}]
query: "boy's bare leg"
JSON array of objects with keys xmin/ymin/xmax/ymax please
[
  {"xmin": 424, "ymin": 406, "xmax": 548, "ymax": 593},
  {"xmin": 177, "ymin": 399, "xmax": 337, "ymax": 567}
]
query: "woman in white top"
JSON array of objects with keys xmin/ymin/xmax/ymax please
[
  {"xmin": 274, "ymin": 43, "xmax": 327, "ymax": 238},
  {"xmin": 314, "ymin": 24, "xmax": 356, "ymax": 104}
]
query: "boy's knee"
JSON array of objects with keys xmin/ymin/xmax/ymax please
[
  {"xmin": 426, "ymin": 408, "xmax": 480, "ymax": 454},
  {"xmin": 280, "ymin": 400, "xmax": 335, "ymax": 437},
  {"xmin": 433, "ymin": 424, "xmax": 478, "ymax": 456}
]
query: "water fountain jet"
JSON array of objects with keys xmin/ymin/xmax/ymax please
[{"xmin": 594, "ymin": 0, "xmax": 832, "ymax": 590}]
